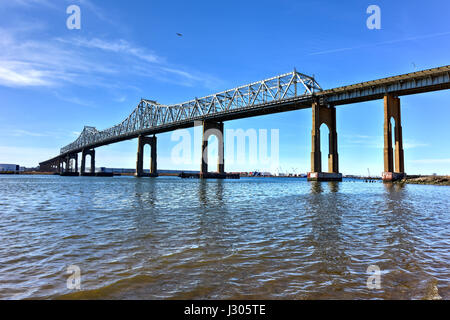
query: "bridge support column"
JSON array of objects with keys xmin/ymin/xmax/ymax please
[
  {"xmin": 307, "ymin": 102, "xmax": 342, "ymax": 182},
  {"xmin": 74, "ymin": 154, "xmax": 78, "ymax": 173},
  {"xmin": 81, "ymin": 149, "xmax": 95, "ymax": 176},
  {"xmin": 69, "ymin": 154, "xmax": 78, "ymax": 173},
  {"xmin": 60, "ymin": 154, "xmax": 79, "ymax": 176},
  {"xmin": 65, "ymin": 156, "xmax": 70, "ymax": 173},
  {"xmin": 382, "ymin": 94, "xmax": 405, "ymax": 182},
  {"xmin": 135, "ymin": 135, "xmax": 158, "ymax": 177},
  {"xmin": 201, "ymin": 121, "xmax": 225, "ymax": 178}
]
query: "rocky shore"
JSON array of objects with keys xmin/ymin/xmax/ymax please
[{"xmin": 402, "ymin": 175, "xmax": 450, "ymax": 186}]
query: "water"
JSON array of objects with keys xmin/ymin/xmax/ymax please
[{"xmin": 0, "ymin": 175, "xmax": 448, "ymax": 300}]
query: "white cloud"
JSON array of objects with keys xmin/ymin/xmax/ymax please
[
  {"xmin": 0, "ymin": 27, "xmax": 119, "ymax": 87},
  {"xmin": 114, "ymin": 96, "xmax": 127, "ymax": 103},
  {"xmin": 0, "ymin": 61, "xmax": 52, "ymax": 87},
  {"xmin": 53, "ymin": 92, "xmax": 95, "ymax": 107},
  {"xmin": 62, "ymin": 37, "xmax": 223, "ymax": 89},
  {"xmin": 0, "ymin": 0, "xmax": 113, "ymax": 24},
  {"xmin": 62, "ymin": 37, "xmax": 162, "ymax": 64},
  {"xmin": 75, "ymin": 0, "xmax": 114, "ymax": 24},
  {"xmin": 0, "ymin": 0, "xmax": 56, "ymax": 8},
  {"xmin": 403, "ymin": 141, "xmax": 429, "ymax": 149},
  {"xmin": 340, "ymin": 134, "xmax": 382, "ymax": 148},
  {"xmin": 0, "ymin": 26, "xmax": 221, "ymax": 90},
  {"xmin": 10, "ymin": 129, "xmax": 49, "ymax": 137},
  {"xmin": 410, "ymin": 158, "xmax": 450, "ymax": 164},
  {"xmin": 310, "ymin": 31, "xmax": 450, "ymax": 56},
  {"xmin": 340, "ymin": 134, "xmax": 428, "ymax": 150}
]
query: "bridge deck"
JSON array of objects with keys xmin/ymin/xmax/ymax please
[{"xmin": 319, "ymin": 65, "xmax": 450, "ymax": 105}]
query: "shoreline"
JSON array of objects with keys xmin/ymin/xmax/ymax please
[
  {"xmin": 401, "ymin": 175, "xmax": 450, "ymax": 186},
  {"xmin": 3, "ymin": 172, "xmax": 449, "ymax": 186}
]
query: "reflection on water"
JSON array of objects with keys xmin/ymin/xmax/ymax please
[
  {"xmin": 0, "ymin": 175, "xmax": 448, "ymax": 300},
  {"xmin": 310, "ymin": 181, "xmax": 323, "ymax": 194},
  {"xmin": 310, "ymin": 181, "xmax": 339, "ymax": 194},
  {"xmin": 328, "ymin": 181, "xmax": 339, "ymax": 193}
]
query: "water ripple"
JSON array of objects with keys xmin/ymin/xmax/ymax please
[{"xmin": 0, "ymin": 175, "xmax": 448, "ymax": 299}]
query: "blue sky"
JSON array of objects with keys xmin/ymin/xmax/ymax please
[{"xmin": 0, "ymin": 0, "xmax": 449, "ymax": 175}]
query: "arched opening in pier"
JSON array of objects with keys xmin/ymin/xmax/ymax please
[
  {"xmin": 207, "ymin": 135, "xmax": 219, "ymax": 173},
  {"xmin": 390, "ymin": 117, "xmax": 397, "ymax": 171},
  {"xmin": 69, "ymin": 159, "xmax": 75, "ymax": 172},
  {"xmin": 143, "ymin": 144, "xmax": 151, "ymax": 173},
  {"xmin": 320, "ymin": 123, "xmax": 330, "ymax": 173},
  {"xmin": 85, "ymin": 154, "xmax": 92, "ymax": 172}
]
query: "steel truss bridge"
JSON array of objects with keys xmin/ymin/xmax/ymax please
[
  {"xmin": 60, "ymin": 70, "xmax": 322, "ymax": 155},
  {"xmin": 40, "ymin": 65, "xmax": 450, "ymax": 180}
]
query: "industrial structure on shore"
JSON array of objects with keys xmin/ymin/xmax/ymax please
[{"xmin": 0, "ymin": 164, "xmax": 22, "ymax": 174}]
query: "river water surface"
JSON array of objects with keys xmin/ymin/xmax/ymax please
[{"xmin": 0, "ymin": 175, "xmax": 448, "ymax": 299}]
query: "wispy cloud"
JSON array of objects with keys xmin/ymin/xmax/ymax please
[
  {"xmin": 340, "ymin": 134, "xmax": 382, "ymax": 148},
  {"xmin": 0, "ymin": 0, "xmax": 113, "ymax": 24},
  {"xmin": 53, "ymin": 92, "xmax": 95, "ymax": 108},
  {"xmin": 0, "ymin": 61, "xmax": 52, "ymax": 87},
  {"xmin": 340, "ymin": 134, "xmax": 428, "ymax": 150},
  {"xmin": 75, "ymin": 0, "xmax": 114, "ymax": 24},
  {"xmin": 10, "ymin": 129, "xmax": 49, "ymax": 137},
  {"xmin": 0, "ymin": 25, "xmax": 221, "ymax": 90},
  {"xmin": 114, "ymin": 95, "xmax": 127, "ymax": 103},
  {"xmin": 0, "ymin": 0, "xmax": 57, "ymax": 8},
  {"xmin": 410, "ymin": 158, "xmax": 450, "ymax": 164},
  {"xmin": 404, "ymin": 141, "xmax": 429, "ymax": 149},
  {"xmin": 57, "ymin": 37, "xmax": 163, "ymax": 64},
  {"xmin": 0, "ymin": 27, "xmax": 118, "ymax": 87},
  {"xmin": 310, "ymin": 31, "xmax": 450, "ymax": 56},
  {"xmin": 0, "ymin": 127, "xmax": 86, "ymax": 140}
]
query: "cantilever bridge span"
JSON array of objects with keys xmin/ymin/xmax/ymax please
[{"xmin": 40, "ymin": 65, "xmax": 450, "ymax": 181}]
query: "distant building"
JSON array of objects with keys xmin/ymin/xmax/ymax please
[
  {"xmin": 100, "ymin": 167, "xmax": 136, "ymax": 174},
  {"xmin": 99, "ymin": 167, "xmax": 199, "ymax": 175},
  {"xmin": 0, "ymin": 164, "xmax": 20, "ymax": 172}
]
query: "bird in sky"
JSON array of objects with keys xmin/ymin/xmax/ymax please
[{"xmin": 176, "ymin": 33, "xmax": 183, "ymax": 37}]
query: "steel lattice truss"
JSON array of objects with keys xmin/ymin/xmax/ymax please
[{"xmin": 61, "ymin": 70, "xmax": 321, "ymax": 154}]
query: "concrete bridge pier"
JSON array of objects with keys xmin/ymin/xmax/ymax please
[
  {"xmin": 200, "ymin": 121, "xmax": 225, "ymax": 178},
  {"xmin": 382, "ymin": 94, "xmax": 405, "ymax": 182},
  {"xmin": 74, "ymin": 154, "xmax": 78, "ymax": 173},
  {"xmin": 57, "ymin": 157, "xmax": 67, "ymax": 174},
  {"xmin": 69, "ymin": 153, "xmax": 78, "ymax": 173},
  {"xmin": 65, "ymin": 156, "xmax": 70, "ymax": 173},
  {"xmin": 135, "ymin": 135, "xmax": 158, "ymax": 177},
  {"xmin": 59, "ymin": 154, "xmax": 79, "ymax": 176},
  {"xmin": 40, "ymin": 160, "xmax": 57, "ymax": 173},
  {"xmin": 307, "ymin": 102, "xmax": 342, "ymax": 182},
  {"xmin": 81, "ymin": 149, "xmax": 96, "ymax": 176},
  {"xmin": 60, "ymin": 155, "xmax": 71, "ymax": 174}
]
